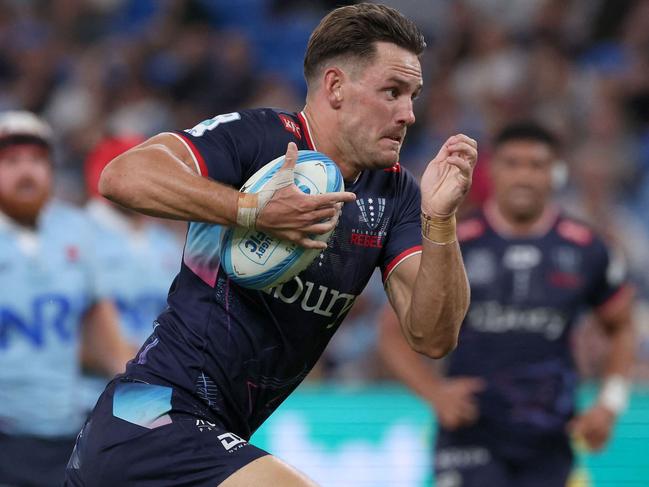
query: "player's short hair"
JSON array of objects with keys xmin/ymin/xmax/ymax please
[
  {"xmin": 304, "ymin": 3, "xmax": 426, "ymax": 84},
  {"xmin": 494, "ymin": 121, "xmax": 560, "ymax": 152}
]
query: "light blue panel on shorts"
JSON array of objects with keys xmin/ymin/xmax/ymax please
[{"xmin": 113, "ymin": 382, "xmax": 173, "ymax": 429}]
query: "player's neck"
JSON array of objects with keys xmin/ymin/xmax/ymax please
[
  {"xmin": 484, "ymin": 199, "xmax": 558, "ymax": 238},
  {"xmin": 302, "ymin": 105, "xmax": 359, "ymax": 182}
]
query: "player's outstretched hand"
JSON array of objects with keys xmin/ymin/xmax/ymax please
[
  {"xmin": 567, "ymin": 404, "xmax": 616, "ymax": 451},
  {"xmin": 256, "ymin": 142, "xmax": 356, "ymax": 249},
  {"xmin": 429, "ymin": 377, "xmax": 485, "ymax": 430},
  {"xmin": 420, "ymin": 134, "xmax": 477, "ymax": 218}
]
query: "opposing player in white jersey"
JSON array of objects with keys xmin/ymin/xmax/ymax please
[
  {"xmin": 0, "ymin": 111, "xmax": 133, "ymax": 487},
  {"xmin": 81, "ymin": 135, "xmax": 183, "ymax": 411}
]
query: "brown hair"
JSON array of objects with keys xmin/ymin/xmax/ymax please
[{"xmin": 304, "ymin": 3, "xmax": 425, "ymax": 84}]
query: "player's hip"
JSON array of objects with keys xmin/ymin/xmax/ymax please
[{"xmin": 64, "ymin": 377, "xmax": 268, "ymax": 486}]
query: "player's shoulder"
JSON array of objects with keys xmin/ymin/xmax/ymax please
[
  {"xmin": 457, "ymin": 210, "xmax": 488, "ymax": 243},
  {"xmin": 553, "ymin": 212, "xmax": 600, "ymax": 248},
  {"xmin": 222, "ymin": 108, "xmax": 302, "ymax": 134},
  {"xmin": 45, "ymin": 200, "xmax": 93, "ymax": 229}
]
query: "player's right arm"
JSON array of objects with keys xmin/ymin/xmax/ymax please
[
  {"xmin": 378, "ymin": 304, "xmax": 484, "ymax": 430},
  {"xmin": 100, "ymin": 135, "xmax": 354, "ymax": 249}
]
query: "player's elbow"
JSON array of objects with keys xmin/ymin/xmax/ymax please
[
  {"xmin": 99, "ymin": 157, "xmax": 135, "ymax": 204},
  {"xmin": 410, "ymin": 334, "xmax": 458, "ymax": 359}
]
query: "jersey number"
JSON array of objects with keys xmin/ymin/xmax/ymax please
[{"xmin": 185, "ymin": 112, "xmax": 241, "ymax": 137}]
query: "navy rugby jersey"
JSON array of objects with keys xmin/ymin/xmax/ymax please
[
  {"xmin": 449, "ymin": 204, "xmax": 630, "ymax": 441},
  {"xmin": 125, "ymin": 109, "xmax": 422, "ymax": 438}
]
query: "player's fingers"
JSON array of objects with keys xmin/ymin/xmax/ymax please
[
  {"xmin": 447, "ymin": 156, "xmax": 473, "ymax": 176},
  {"xmin": 458, "ymin": 134, "xmax": 478, "ymax": 148},
  {"xmin": 297, "ymin": 236, "xmax": 327, "ymax": 250},
  {"xmin": 281, "ymin": 142, "xmax": 298, "ymax": 170},
  {"xmin": 304, "ymin": 206, "xmax": 338, "ymax": 223},
  {"xmin": 302, "ymin": 212, "xmax": 340, "ymax": 235},
  {"xmin": 309, "ymin": 191, "xmax": 356, "ymax": 208},
  {"xmin": 447, "ymin": 142, "xmax": 478, "ymax": 164},
  {"xmin": 460, "ymin": 378, "xmax": 487, "ymax": 392}
]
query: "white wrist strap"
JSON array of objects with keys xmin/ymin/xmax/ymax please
[
  {"xmin": 236, "ymin": 167, "xmax": 294, "ymax": 229},
  {"xmin": 598, "ymin": 375, "xmax": 630, "ymax": 415}
]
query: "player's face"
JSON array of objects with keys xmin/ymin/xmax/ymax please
[
  {"xmin": 490, "ymin": 140, "xmax": 554, "ymax": 222},
  {"xmin": 339, "ymin": 42, "xmax": 422, "ymax": 169},
  {"xmin": 0, "ymin": 143, "xmax": 52, "ymax": 226}
]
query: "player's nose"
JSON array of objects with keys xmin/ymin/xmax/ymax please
[{"xmin": 396, "ymin": 99, "xmax": 416, "ymax": 126}]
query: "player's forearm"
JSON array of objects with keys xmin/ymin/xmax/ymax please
[
  {"xmin": 602, "ymin": 321, "xmax": 635, "ymax": 379},
  {"xmin": 100, "ymin": 144, "xmax": 239, "ymax": 225},
  {"xmin": 378, "ymin": 306, "xmax": 444, "ymax": 403},
  {"xmin": 405, "ymin": 240, "xmax": 469, "ymax": 358},
  {"xmin": 82, "ymin": 300, "xmax": 136, "ymax": 376}
]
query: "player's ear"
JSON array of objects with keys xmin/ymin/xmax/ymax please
[{"xmin": 323, "ymin": 67, "xmax": 344, "ymax": 109}]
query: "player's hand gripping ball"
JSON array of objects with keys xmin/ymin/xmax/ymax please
[{"xmin": 220, "ymin": 150, "xmax": 343, "ymax": 290}]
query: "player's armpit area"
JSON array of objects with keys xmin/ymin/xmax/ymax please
[{"xmin": 220, "ymin": 455, "xmax": 319, "ymax": 487}]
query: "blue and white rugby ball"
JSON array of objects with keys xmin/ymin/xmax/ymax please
[{"xmin": 220, "ymin": 150, "xmax": 343, "ymax": 290}]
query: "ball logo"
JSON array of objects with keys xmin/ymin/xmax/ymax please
[{"xmin": 239, "ymin": 231, "xmax": 278, "ymax": 265}]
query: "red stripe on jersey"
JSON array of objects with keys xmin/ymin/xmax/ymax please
[
  {"xmin": 297, "ymin": 112, "xmax": 315, "ymax": 150},
  {"xmin": 382, "ymin": 245, "xmax": 423, "ymax": 282},
  {"xmin": 384, "ymin": 162, "xmax": 401, "ymax": 173},
  {"xmin": 176, "ymin": 132, "xmax": 209, "ymax": 177}
]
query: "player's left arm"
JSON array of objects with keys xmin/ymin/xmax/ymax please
[
  {"xmin": 80, "ymin": 299, "xmax": 136, "ymax": 377},
  {"xmin": 569, "ymin": 286, "xmax": 636, "ymax": 451},
  {"xmin": 385, "ymin": 135, "xmax": 476, "ymax": 358}
]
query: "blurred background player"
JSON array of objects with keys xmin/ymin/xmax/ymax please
[
  {"xmin": 0, "ymin": 111, "xmax": 134, "ymax": 487},
  {"xmin": 379, "ymin": 120, "xmax": 636, "ymax": 487},
  {"xmin": 80, "ymin": 135, "xmax": 182, "ymax": 411}
]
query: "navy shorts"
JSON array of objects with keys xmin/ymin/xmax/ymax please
[
  {"xmin": 434, "ymin": 429, "xmax": 573, "ymax": 487},
  {"xmin": 64, "ymin": 378, "xmax": 268, "ymax": 487},
  {"xmin": 0, "ymin": 432, "xmax": 76, "ymax": 487}
]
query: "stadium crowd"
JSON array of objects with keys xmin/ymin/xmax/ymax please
[{"xmin": 2, "ymin": 0, "xmax": 649, "ymax": 402}]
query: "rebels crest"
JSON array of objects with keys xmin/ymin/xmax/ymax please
[{"xmin": 356, "ymin": 197, "xmax": 386, "ymax": 230}]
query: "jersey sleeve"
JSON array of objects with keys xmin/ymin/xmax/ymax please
[
  {"xmin": 167, "ymin": 110, "xmax": 269, "ymax": 188},
  {"xmin": 379, "ymin": 168, "xmax": 423, "ymax": 282},
  {"xmin": 584, "ymin": 237, "xmax": 629, "ymax": 310}
]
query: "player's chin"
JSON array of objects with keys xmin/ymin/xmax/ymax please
[{"xmin": 371, "ymin": 146, "xmax": 400, "ymax": 169}]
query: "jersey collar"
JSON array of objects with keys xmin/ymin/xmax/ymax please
[{"xmin": 483, "ymin": 199, "xmax": 559, "ymax": 239}]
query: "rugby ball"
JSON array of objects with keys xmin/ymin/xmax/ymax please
[{"xmin": 219, "ymin": 150, "xmax": 343, "ymax": 290}]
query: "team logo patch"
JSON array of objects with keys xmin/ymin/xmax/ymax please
[
  {"xmin": 350, "ymin": 197, "xmax": 389, "ymax": 248},
  {"xmin": 356, "ymin": 197, "xmax": 386, "ymax": 230}
]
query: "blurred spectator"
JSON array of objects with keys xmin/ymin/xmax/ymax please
[{"xmin": 0, "ymin": 110, "xmax": 132, "ymax": 487}]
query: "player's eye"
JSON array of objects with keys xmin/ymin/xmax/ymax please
[{"xmin": 386, "ymin": 88, "xmax": 399, "ymax": 99}]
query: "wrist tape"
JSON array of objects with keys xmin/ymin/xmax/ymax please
[
  {"xmin": 236, "ymin": 167, "xmax": 294, "ymax": 229},
  {"xmin": 421, "ymin": 212, "xmax": 457, "ymax": 245}
]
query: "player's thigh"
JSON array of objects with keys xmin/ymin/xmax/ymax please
[{"xmin": 220, "ymin": 455, "xmax": 319, "ymax": 487}]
